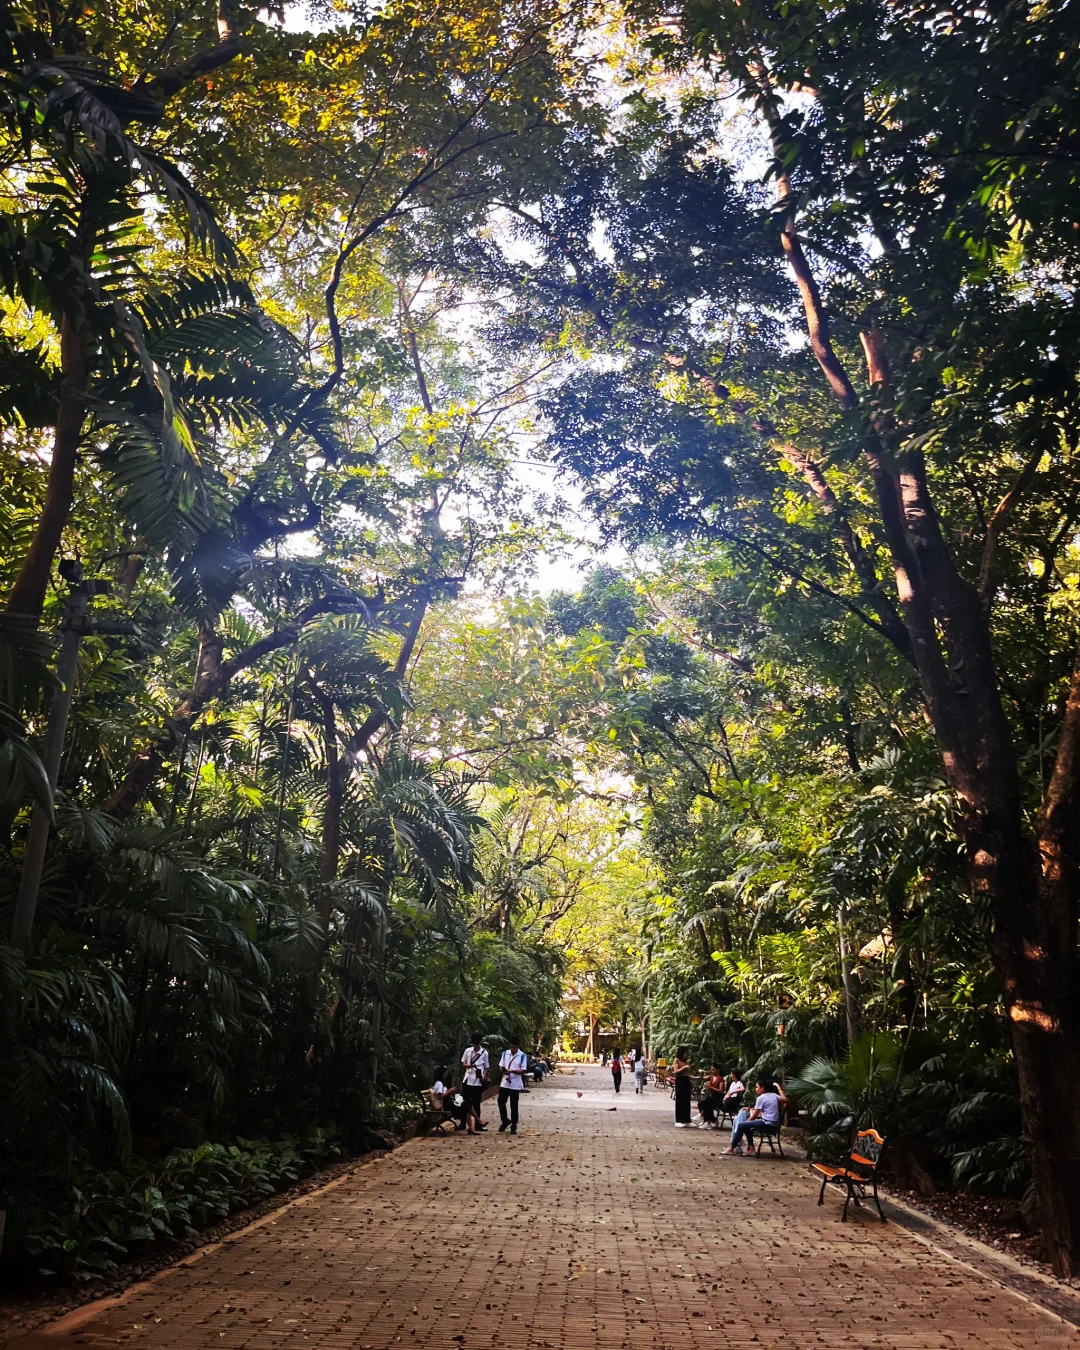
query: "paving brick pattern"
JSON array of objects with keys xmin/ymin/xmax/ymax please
[{"xmin": 28, "ymin": 1068, "xmax": 1080, "ymax": 1350}]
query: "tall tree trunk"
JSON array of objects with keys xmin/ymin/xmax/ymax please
[
  {"xmin": 102, "ymin": 595, "xmax": 353, "ymax": 818},
  {"xmin": 756, "ymin": 92, "xmax": 1080, "ymax": 1269},
  {"xmin": 696, "ymin": 917, "xmax": 712, "ymax": 968},
  {"xmin": 318, "ymin": 693, "xmax": 343, "ymax": 927},
  {"xmin": 883, "ymin": 870, "xmax": 917, "ymax": 1028},
  {"xmin": 837, "ymin": 905, "xmax": 861, "ymax": 1046},
  {"xmin": 861, "ymin": 380, "xmax": 1080, "ymax": 1276},
  {"xmin": 6, "ymin": 313, "xmax": 87, "ymax": 619}
]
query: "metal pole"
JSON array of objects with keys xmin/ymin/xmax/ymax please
[{"xmin": 10, "ymin": 585, "xmax": 90, "ymax": 950}]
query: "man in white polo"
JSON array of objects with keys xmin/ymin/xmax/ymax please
[
  {"xmin": 497, "ymin": 1033, "xmax": 528, "ymax": 1134},
  {"xmin": 461, "ymin": 1032, "xmax": 489, "ymax": 1131}
]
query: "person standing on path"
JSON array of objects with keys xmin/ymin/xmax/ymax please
[
  {"xmin": 461, "ymin": 1033, "xmax": 489, "ymax": 1131},
  {"xmin": 671, "ymin": 1046, "xmax": 693, "ymax": 1126},
  {"xmin": 611, "ymin": 1048, "xmax": 623, "ymax": 1094},
  {"xmin": 498, "ymin": 1034, "xmax": 528, "ymax": 1133},
  {"xmin": 633, "ymin": 1048, "xmax": 647, "ymax": 1094}
]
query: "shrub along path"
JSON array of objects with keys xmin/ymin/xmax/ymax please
[{"xmin": 8, "ymin": 1068, "xmax": 1080, "ymax": 1350}]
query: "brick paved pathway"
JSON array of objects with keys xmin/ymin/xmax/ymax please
[{"xmin": 21, "ymin": 1068, "xmax": 1080, "ymax": 1350}]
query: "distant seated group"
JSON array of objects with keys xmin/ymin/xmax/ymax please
[{"xmin": 696, "ymin": 1064, "xmax": 788, "ymax": 1156}]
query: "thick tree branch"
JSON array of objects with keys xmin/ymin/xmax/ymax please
[
  {"xmin": 780, "ymin": 442, "xmax": 915, "ymax": 664},
  {"xmin": 145, "ymin": 39, "xmax": 241, "ymax": 99},
  {"xmin": 348, "ymin": 596, "xmax": 428, "ymax": 757},
  {"xmin": 724, "ymin": 529, "xmax": 912, "ymax": 652},
  {"xmin": 979, "ymin": 446, "xmax": 1044, "ymax": 614},
  {"xmin": 103, "ymin": 594, "xmax": 369, "ymax": 818}
]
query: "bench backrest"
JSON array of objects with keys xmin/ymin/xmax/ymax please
[{"xmin": 847, "ymin": 1128, "xmax": 886, "ymax": 1177}]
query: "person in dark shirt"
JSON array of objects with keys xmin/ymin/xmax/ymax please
[
  {"xmin": 672, "ymin": 1047, "xmax": 693, "ymax": 1126},
  {"xmin": 697, "ymin": 1063, "xmax": 725, "ymax": 1128}
]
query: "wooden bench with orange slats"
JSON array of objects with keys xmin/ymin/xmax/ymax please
[{"xmin": 811, "ymin": 1128, "xmax": 887, "ymax": 1221}]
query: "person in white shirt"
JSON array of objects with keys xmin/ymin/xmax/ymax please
[
  {"xmin": 430, "ymin": 1068, "xmax": 473, "ymax": 1133},
  {"xmin": 498, "ymin": 1033, "xmax": 528, "ymax": 1134},
  {"xmin": 460, "ymin": 1033, "xmax": 489, "ymax": 1131},
  {"xmin": 722, "ymin": 1069, "xmax": 746, "ymax": 1115}
]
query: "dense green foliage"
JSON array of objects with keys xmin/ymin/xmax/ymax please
[
  {"xmin": 0, "ymin": 0, "xmax": 571, "ymax": 1277},
  {"xmin": 14, "ymin": 1131, "xmax": 347, "ymax": 1281}
]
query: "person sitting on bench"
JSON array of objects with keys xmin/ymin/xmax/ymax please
[
  {"xmin": 697, "ymin": 1063, "xmax": 726, "ymax": 1127},
  {"xmin": 721, "ymin": 1068, "xmax": 745, "ymax": 1114},
  {"xmin": 723, "ymin": 1075, "xmax": 785, "ymax": 1155},
  {"xmin": 431, "ymin": 1067, "xmax": 475, "ymax": 1133}
]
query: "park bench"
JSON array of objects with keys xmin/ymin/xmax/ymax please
[
  {"xmin": 811, "ymin": 1128, "xmax": 887, "ymax": 1220},
  {"xmin": 653, "ymin": 1058, "xmax": 668, "ymax": 1087},
  {"xmin": 420, "ymin": 1089, "xmax": 459, "ymax": 1134}
]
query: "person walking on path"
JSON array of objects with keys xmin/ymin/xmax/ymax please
[
  {"xmin": 600, "ymin": 1049, "xmax": 608, "ymax": 1067},
  {"xmin": 498, "ymin": 1034, "xmax": 528, "ymax": 1133},
  {"xmin": 633, "ymin": 1048, "xmax": 647, "ymax": 1094},
  {"xmin": 611, "ymin": 1049, "xmax": 624, "ymax": 1094},
  {"xmin": 671, "ymin": 1046, "xmax": 693, "ymax": 1126},
  {"xmin": 461, "ymin": 1033, "xmax": 489, "ymax": 1132}
]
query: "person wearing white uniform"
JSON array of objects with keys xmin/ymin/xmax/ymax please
[
  {"xmin": 498, "ymin": 1034, "xmax": 528, "ymax": 1134},
  {"xmin": 460, "ymin": 1033, "xmax": 489, "ymax": 1131}
]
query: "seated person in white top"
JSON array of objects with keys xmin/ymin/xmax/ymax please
[
  {"xmin": 429, "ymin": 1063, "xmax": 461, "ymax": 1128},
  {"xmin": 431, "ymin": 1067, "xmax": 474, "ymax": 1133},
  {"xmin": 497, "ymin": 1034, "xmax": 528, "ymax": 1134},
  {"xmin": 721, "ymin": 1069, "xmax": 746, "ymax": 1112}
]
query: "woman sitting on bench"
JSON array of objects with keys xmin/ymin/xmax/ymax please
[
  {"xmin": 431, "ymin": 1067, "xmax": 476, "ymax": 1134},
  {"xmin": 697, "ymin": 1063, "xmax": 726, "ymax": 1127},
  {"xmin": 722, "ymin": 1075, "xmax": 785, "ymax": 1155}
]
